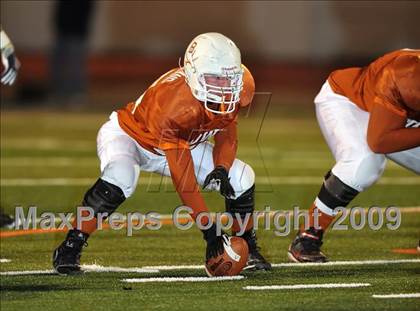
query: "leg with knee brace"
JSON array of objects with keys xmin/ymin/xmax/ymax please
[
  {"xmin": 225, "ymin": 185, "xmax": 255, "ymax": 236},
  {"xmin": 316, "ymin": 171, "xmax": 359, "ymax": 215},
  {"xmin": 83, "ymin": 178, "xmax": 126, "ymax": 217},
  {"xmin": 226, "ymin": 184, "xmax": 272, "ymax": 270},
  {"xmin": 55, "ymin": 178, "xmax": 126, "ymax": 274}
]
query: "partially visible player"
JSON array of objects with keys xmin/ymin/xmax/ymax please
[
  {"xmin": 289, "ymin": 49, "xmax": 420, "ymax": 262},
  {"xmin": 0, "ymin": 27, "xmax": 19, "ymax": 228},
  {"xmin": 53, "ymin": 33, "xmax": 271, "ymax": 274},
  {"xmin": 1, "ymin": 27, "xmax": 19, "ymax": 85}
]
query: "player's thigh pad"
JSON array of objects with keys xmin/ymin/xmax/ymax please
[
  {"xmin": 98, "ymin": 135, "xmax": 141, "ymax": 198},
  {"xmin": 191, "ymin": 142, "xmax": 255, "ymax": 198},
  {"xmin": 315, "ymin": 82, "xmax": 386, "ymax": 192}
]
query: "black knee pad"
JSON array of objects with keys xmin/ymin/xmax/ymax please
[
  {"xmin": 82, "ymin": 178, "xmax": 126, "ymax": 216},
  {"xmin": 225, "ymin": 184, "xmax": 255, "ymax": 218},
  {"xmin": 317, "ymin": 171, "xmax": 359, "ymax": 209}
]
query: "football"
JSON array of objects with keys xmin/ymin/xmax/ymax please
[{"xmin": 205, "ymin": 236, "xmax": 249, "ymax": 277}]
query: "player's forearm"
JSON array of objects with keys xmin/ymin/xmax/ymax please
[
  {"xmin": 213, "ymin": 138, "xmax": 237, "ymax": 170},
  {"xmin": 165, "ymin": 148, "xmax": 210, "ymax": 224},
  {"xmin": 368, "ymin": 128, "xmax": 420, "ymax": 153},
  {"xmin": 213, "ymin": 123, "xmax": 238, "ymax": 170}
]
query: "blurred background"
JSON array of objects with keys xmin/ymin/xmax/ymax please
[{"xmin": 1, "ymin": 0, "xmax": 419, "ymax": 110}]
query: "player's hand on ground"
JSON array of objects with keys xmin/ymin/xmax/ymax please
[
  {"xmin": 202, "ymin": 224, "xmax": 227, "ymax": 260},
  {"xmin": 203, "ymin": 166, "xmax": 235, "ymax": 199},
  {"xmin": 1, "ymin": 48, "xmax": 19, "ymax": 85}
]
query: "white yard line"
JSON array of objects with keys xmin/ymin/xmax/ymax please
[
  {"xmin": 142, "ymin": 264, "xmax": 204, "ymax": 270},
  {"xmin": 0, "ymin": 259, "xmax": 11, "ymax": 263},
  {"xmin": 2, "ymin": 259, "xmax": 419, "ymax": 276},
  {"xmin": 0, "ymin": 264, "xmax": 158, "ymax": 276},
  {"xmin": 270, "ymin": 259, "xmax": 420, "ymax": 268},
  {"xmin": 81, "ymin": 264, "xmax": 159, "ymax": 273},
  {"xmin": 244, "ymin": 283, "xmax": 371, "ymax": 290},
  {"xmin": 122, "ymin": 276, "xmax": 244, "ymax": 283},
  {"xmin": 1, "ymin": 176, "xmax": 419, "ymax": 186},
  {"xmin": 372, "ymin": 293, "xmax": 420, "ymax": 299},
  {"xmin": 1, "ymin": 270, "xmax": 56, "ymax": 276}
]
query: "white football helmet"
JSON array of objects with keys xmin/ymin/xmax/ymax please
[{"xmin": 183, "ymin": 33, "xmax": 243, "ymax": 114}]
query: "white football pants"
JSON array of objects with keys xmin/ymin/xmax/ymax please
[
  {"xmin": 96, "ymin": 112, "xmax": 255, "ymax": 198},
  {"xmin": 315, "ymin": 81, "xmax": 420, "ymax": 193}
]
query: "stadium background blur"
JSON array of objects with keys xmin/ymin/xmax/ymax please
[{"xmin": 1, "ymin": 1, "xmax": 419, "ymax": 110}]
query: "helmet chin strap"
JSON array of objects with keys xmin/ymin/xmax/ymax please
[{"xmin": 220, "ymin": 102, "xmax": 226, "ymax": 113}]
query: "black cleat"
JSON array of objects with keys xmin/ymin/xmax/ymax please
[
  {"xmin": 53, "ymin": 229, "xmax": 89, "ymax": 275},
  {"xmin": 240, "ymin": 230, "xmax": 272, "ymax": 271},
  {"xmin": 0, "ymin": 209, "xmax": 15, "ymax": 228},
  {"xmin": 288, "ymin": 227, "xmax": 327, "ymax": 263}
]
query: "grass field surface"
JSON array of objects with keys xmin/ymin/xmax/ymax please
[{"xmin": 1, "ymin": 109, "xmax": 419, "ymax": 310}]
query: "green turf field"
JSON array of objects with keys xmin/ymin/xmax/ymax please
[{"xmin": 1, "ymin": 109, "xmax": 419, "ymax": 310}]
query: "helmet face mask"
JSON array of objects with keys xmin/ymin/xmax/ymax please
[
  {"xmin": 199, "ymin": 72, "xmax": 243, "ymax": 114},
  {"xmin": 184, "ymin": 33, "xmax": 243, "ymax": 115}
]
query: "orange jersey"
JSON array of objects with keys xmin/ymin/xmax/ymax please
[
  {"xmin": 328, "ymin": 49, "xmax": 420, "ymax": 120},
  {"xmin": 117, "ymin": 65, "xmax": 255, "ymax": 222},
  {"xmin": 118, "ymin": 65, "xmax": 254, "ymax": 155},
  {"xmin": 328, "ymin": 49, "xmax": 420, "ymax": 153}
]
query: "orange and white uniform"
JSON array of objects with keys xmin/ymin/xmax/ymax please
[
  {"xmin": 328, "ymin": 49, "xmax": 420, "ymax": 153},
  {"xmin": 96, "ymin": 66, "xmax": 255, "ymax": 222},
  {"xmin": 313, "ymin": 49, "xmax": 419, "ymax": 211}
]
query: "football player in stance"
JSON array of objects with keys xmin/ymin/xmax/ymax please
[
  {"xmin": 53, "ymin": 33, "xmax": 271, "ymax": 274},
  {"xmin": 289, "ymin": 49, "xmax": 420, "ymax": 263}
]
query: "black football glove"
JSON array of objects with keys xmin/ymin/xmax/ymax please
[
  {"xmin": 202, "ymin": 223, "xmax": 227, "ymax": 260},
  {"xmin": 1, "ymin": 50, "xmax": 19, "ymax": 86},
  {"xmin": 203, "ymin": 166, "xmax": 235, "ymax": 199}
]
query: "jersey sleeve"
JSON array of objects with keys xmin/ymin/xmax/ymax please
[
  {"xmin": 393, "ymin": 53, "xmax": 420, "ymax": 114},
  {"xmin": 213, "ymin": 118, "xmax": 238, "ymax": 170},
  {"xmin": 367, "ymin": 102, "xmax": 420, "ymax": 153},
  {"xmin": 373, "ymin": 65, "xmax": 407, "ymax": 118},
  {"xmin": 367, "ymin": 55, "xmax": 420, "ymax": 153}
]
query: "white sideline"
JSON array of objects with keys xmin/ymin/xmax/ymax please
[
  {"xmin": 122, "ymin": 276, "xmax": 244, "ymax": 283},
  {"xmin": 1, "ymin": 176, "xmax": 419, "ymax": 186},
  {"xmin": 1, "ymin": 259, "xmax": 419, "ymax": 276},
  {"xmin": 0, "ymin": 259, "xmax": 11, "ymax": 263},
  {"xmin": 244, "ymin": 283, "xmax": 371, "ymax": 290},
  {"xmin": 372, "ymin": 293, "xmax": 420, "ymax": 299}
]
